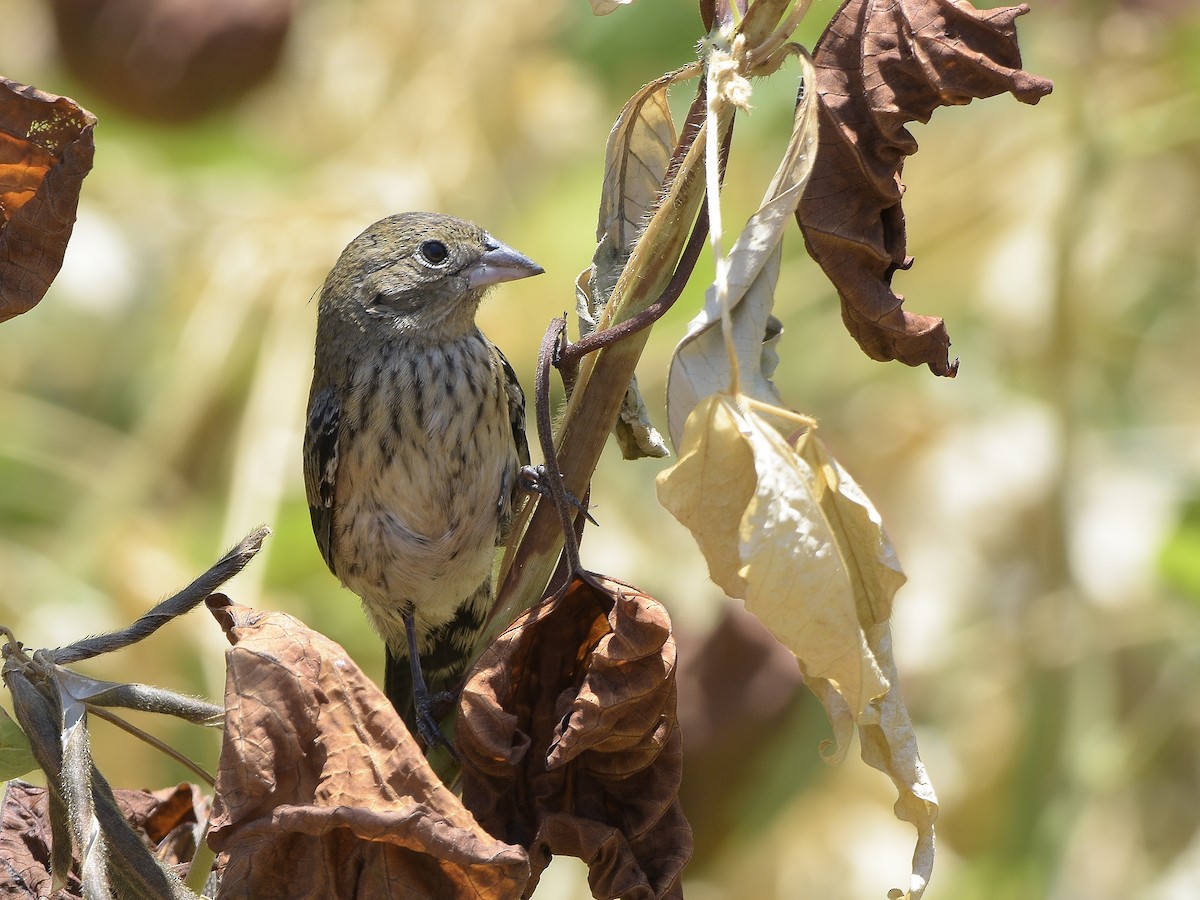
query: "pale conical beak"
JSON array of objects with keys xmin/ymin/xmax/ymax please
[{"xmin": 466, "ymin": 235, "xmax": 544, "ymax": 290}]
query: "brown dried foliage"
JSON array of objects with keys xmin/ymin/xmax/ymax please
[
  {"xmin": 459, "ymin": 576, "xmax": 690, "ymax": 900},
  {"xmin": 0, "ymin": 79, "xmax": 95, "ymax": 324},
  {"xmin": 796, "ymin": 0, "xmax": 1053, "ymax": 375},
  {"xmin": 204, "ymin": 595, "xmax": 529, "ymax": 900},
  {"xmin": 0, "ymin": 781, "xmax": 207, "ymax": 899}
]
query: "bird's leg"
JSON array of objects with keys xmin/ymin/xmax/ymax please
[
  {"xmin": 403, "ymin": 609, "xmax": 459, "ymax": 759},
  {"xmin": 518, "ymin": 464, "xmax": 597, "ymax": 525}
]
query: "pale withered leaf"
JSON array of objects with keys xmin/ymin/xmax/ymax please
[
  {"xmin": 665, "ymin": 50, "xmax": 818, "ymax": 446},
  {"xmin": 657, "ymin": 393, "xmax": 937, "ymax": 898}
]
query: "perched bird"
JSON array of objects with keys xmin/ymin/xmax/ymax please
[{"xmin": 303, "ymin": 212, "xmax": 541, "ymax": 746}]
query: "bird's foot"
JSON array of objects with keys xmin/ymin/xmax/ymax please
[
  {"xmin": 412, "ymin": 688, "xmax": 459, "ymax": 759},
  {"xmin": 518, "ymin": 464, "xmax": 597, "ymax": 525},
  {"xmin": 403, "ymin": 610, "xmax": 459, "ymax": 759}
]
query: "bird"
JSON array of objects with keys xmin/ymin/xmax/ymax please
[{"xmin": 303, "ymin": 211, "xmax": 541, "ymax": 748}]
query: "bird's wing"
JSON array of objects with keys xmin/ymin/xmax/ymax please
[
  {"xmin": 303, "ymin": 383, "xmax": 342, "ymax": 576},
  {"xmin": 497, "ymin": 348, "xmax": 531, "ymax": 469}
]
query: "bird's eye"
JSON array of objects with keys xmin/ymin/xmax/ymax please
[{"xmin": 419, "ymin": 240, "xmax": 449, "ymax": 266}]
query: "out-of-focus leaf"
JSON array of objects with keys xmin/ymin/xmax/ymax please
[
  {"xmin": 0, "ymin": 706, "xmax": 37, "ymax": 780},
  {"xmin": 796, "ymin": 0, "xmax": 1053, "ymax": 375},
  {"xmin": 657, "ymin": 393, "xmax": 937, "ymax": 898},
  {"xmin": 0, "ymin": 78, "xmax": 95, "ymax": 324},
  {"xmin": 48, "ymin": 0, "xmax": 293, "ymax": 123},
  {"xmin": 205, "ymin": 595, "xmax": 529, "ymax": 900},
  {"xmin": 675, "ymin": 605, "xmax": 807, "ymax": 860},
  {"xmin": 590, "ymin": 0, "xmax": 638, "ymax": 15},
  {"xmin": 666, "ymin": 49, "xmax": 817, "ymax": 445},
  {"xmin": 117, "ymin": 784, "xmax": 208, "ymax": 867},
  {"xmin": 1159, "ymin": 497, "xmax": 1200, "ymax": 604},
  {"xmin": 459, "ymin": 575, "xmax": 689, "ymax": 900}
]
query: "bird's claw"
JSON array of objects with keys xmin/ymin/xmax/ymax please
[
  {"xmin": 518, "ymin": 464, "xmax": 597, "ymax": 525},
  {"xmin": 413, "ymin": 689, "xmax": 459, "ymax": 759}
]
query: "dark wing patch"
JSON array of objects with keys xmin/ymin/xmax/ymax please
[
  {"xmin": 497, "ymin": 348, "xmax": 530, "ymax": 469},
  {"xmin": 303, "ymin": 384, "xmax": 341, "ymax": 576},
  {"xmin": 495, "ymin": 347, "xmax": 530, "ymax": 544}
]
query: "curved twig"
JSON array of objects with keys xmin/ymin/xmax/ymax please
[
  {"xmin": 533, "ymin": 318, "xmax": 589, "ymax": 579},
  {"xmin": 558, "ymin": 115, "xmax": 734, "ymax": 372}
]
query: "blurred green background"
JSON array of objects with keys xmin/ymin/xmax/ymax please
[{"xmin": 3, "ymin": 0, "xmax": 1200, "ymax": 897}]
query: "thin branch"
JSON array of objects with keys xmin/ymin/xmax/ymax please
[
  {"xmin": 533, "ymin": 318, "xmax": 585, "ymax": 576},
  {"xmin": 86, "ymin": 703, "xmax": 217, "ymax": 786}
]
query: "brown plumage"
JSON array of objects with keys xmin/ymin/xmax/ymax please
[{"xmin": 303, "ymin": 212, "xmax": 540, "ymax": 744}]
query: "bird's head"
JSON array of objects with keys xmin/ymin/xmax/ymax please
[{"xmin": 320, "ymin": 211, "xmax": 543, "ymax": 339}]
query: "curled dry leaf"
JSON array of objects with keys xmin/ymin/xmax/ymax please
[
  {"xmin": 583, "ymin": 66, "xmax": 699, "ymax": 459},
  {"xmin": 458, "ymin": 575, "xmax": 689, "ymax": 900},
  {"xmin": 121, "ymin": 784, "xmax": 210, "ymax": 867},
  {"xmin": 658, "ymin": 393, "xmax": 897, "ymax": 716},
  {"xmin": 204, "ymin": 595, "xmax": 528, "ymax": 900},
  {"xmin": 0, "ymin": 780, "xmax": 81, "ymax": 899},
  {"xmin": 0, "ymin": 78, "xmax": 95, "ymax": 324},
  {"xmin": 796, "ymin": 0, "xmax": 1053, "ymax": 375},
  {"xmin": 0, "ymin": 781, "xmax": 209, "ymax": 898},
  {"xmin": 657, "ymin": 393, "xmax": 938, "ymax": 898}
]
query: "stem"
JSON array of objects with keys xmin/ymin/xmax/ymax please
[
  {"xmin": 534, "ymin": 318, "xmax": 584, "ymax": 576},
  {"xmin": 86, "ymin": 703, "xmax": 216, "ymax": 787},
  {"xmin": 558, "ymin": 205, "xmax": 711, "ymax": 370},
  {"xmin": 706, "ymin": 53, "xmax": 741, "ymax": 398},
  {"xmin": 480, "ymin": 88, "xmax": 724, "ymax": 650},
  {"xmin": 741, "ymin": 395, "xmax": 817, "ymax": 429},
  {"xmin": 184, "ymin": 825, "xmax": 215, "ymax": 895}
]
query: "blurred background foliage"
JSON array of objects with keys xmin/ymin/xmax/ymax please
[{"xmin": 3, "ymin": 0, "xmax": 1200, "ymax": 897}]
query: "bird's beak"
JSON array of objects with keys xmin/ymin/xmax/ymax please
[{"xmin": 466, "ymin": 236, "xmax": 544, "ymax": 290}]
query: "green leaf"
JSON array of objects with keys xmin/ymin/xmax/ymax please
[{"xmin": 0, "ymin": 706, "xmax": 38, "ymax": 780}]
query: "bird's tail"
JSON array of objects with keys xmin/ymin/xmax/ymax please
[{"xmin": 385, "ymin": 579, "xmax": 492, "ymax": 737}]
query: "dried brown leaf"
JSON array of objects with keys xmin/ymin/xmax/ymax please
[
  {"xmin": 796, "ymin": 0, "xmax": 1053, "ymax": 375},
  {"xmin": 459, "ymin": 576, "xmax": 690, "ymax": 900},
  {"xmin": 0, "ymin": 781, "xmax": 80, "ymax": 899},
  {"xmin": 0, "ymin": 781, "xmax": 209, "ymax": 898},
  {"xmin": 205, "ymin": 596, "xmax": 528, "ymax": 900},
  {"xmin": 117, "ymin": 784, "xmax": 208, "ymax": 866},
  {"xmin": 0, "ymin": 78, "xmax": 95, "ymax": 324}
]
